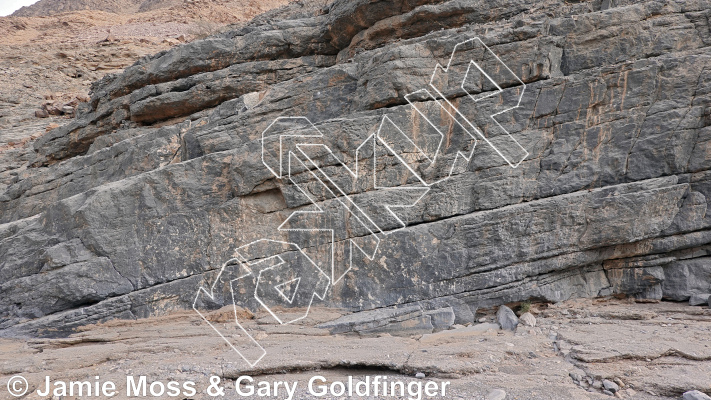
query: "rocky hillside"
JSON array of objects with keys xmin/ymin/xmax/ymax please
[
  {"xmin": 1, "ymin": 0, "xmax": 710, "ymax": 337},
  {"xmin": 13, "ymin": 0, "xmax": 177, "ymax": 17},
  {"xmin": 0, "ymin": 0, "xmax": 308, "ymax": 197}
]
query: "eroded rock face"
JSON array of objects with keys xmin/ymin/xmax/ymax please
[{"xmin": 2, "ymin": 0, "xmax": 711, "ymax": 336}]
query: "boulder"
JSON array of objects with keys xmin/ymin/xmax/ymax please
[
  {"xmin": 496, "ymin": 306, "xmax": 519, "ymax": 331},
  {"xmin": 99, "ymin": 33, "xmax": 116, "ymax": 43},
  {"xmin": 683, "ymin": 391, "xmax": 711, "ymax": 400},
  {"xmin": 360, "ymin": 315, "xmax": 434, "ymax": 337},
  {"xmin": 519, "ymin": 312, "xmax": 536, "ymax": 327},
  {"xmin": 317, "ymin": 304, "xmax": 456, "ymax": 335},
  {"xmin": 44, "ymin": 103, "xmax": 62, "ymax": 115},
  {"xmin": 317, "ymin": 305, "xmax": 423, "ymax": 334},
  {"xmin": 602, "ymin": 379, "xmax": 619, "ymax": 393},
  {"xmin": 424, "ymin": 308, "xmax": 456, "ymax": 332},
  {"xmin": 689, "ymin": 293, "xmax": 711, "ymax": 306},
  {"xmin": 418, "ymin": 297, "xmax": 476, "ymax": 325},
  {"xmin": 663, "ymin": 259, "xmax": 711, "ymax": 301},
  {"xmin": 487, "ymin": 389, "xmax": 506, "ymax": 400},
  {"xmin": 61, "ymin": 106, "xmax": 76, "ymax": 116}
]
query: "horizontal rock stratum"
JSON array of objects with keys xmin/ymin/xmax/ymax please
[{"xmin": 1, "ymin": 0, "xmax": 711, "ymax": 337}]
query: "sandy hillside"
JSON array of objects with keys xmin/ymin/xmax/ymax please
[{"xmin": 0, "ymin": 0, "xmax": 320, "ymax": 142}]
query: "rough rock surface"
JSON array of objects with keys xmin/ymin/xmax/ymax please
[
  {"xmin": 550, "ymin": 299, "xmax": 711, "ymax": 398},
  {"xmin": 519, "ymin": 312, "xmax": 536, "ymax": 327},
  {"xmin": 690, "ymin": 293, "xmax": 711, "ymax": 306},
  {"xmin": 497, "ymin": 306, "xmax": 519, "ymax": 331},
  {"xmin": 685, "ymin": 390, "xmax": 711, "ymax": 400},
  {"xmin": 1, "ymin": 0, "xmax": 711, "ymax": 336}
]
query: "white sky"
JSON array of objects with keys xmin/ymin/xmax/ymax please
[{"xmin": 0, "ymin": 0, "xmax": 40, "ymax": 17}]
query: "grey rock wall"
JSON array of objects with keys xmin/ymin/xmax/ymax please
[{"xmin": 2, "ymin": 0, "xmax": 711, "ymax": 336}]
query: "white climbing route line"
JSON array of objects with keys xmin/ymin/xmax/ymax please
[{"xmin": 194, "ymin": 36, "xmax": 528, "ymax": 367}]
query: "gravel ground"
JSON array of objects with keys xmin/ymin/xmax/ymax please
[{"xmin": 1, "ymin": 298, "xmax": 709, "ymax": 400}]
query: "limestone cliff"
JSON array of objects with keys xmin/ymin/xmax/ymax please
[{"xmin": 1, "ymin": 0, "xmax": 710, "ymax": 337}]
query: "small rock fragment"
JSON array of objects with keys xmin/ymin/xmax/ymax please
[
  {"xmin": 425, "ymin": 307, "xmax": 456, "ymax": 332},
  {"xmin": 415, "ymin": 372, "xmax": 425, "ymax": 379},
  {"xmin": 97, "ymin": 32, "xmax": 116, "ymax": 44},
  {"xmin": 487, "ymin": 389, "xmax": 506, "ymax": 400},
  {"xmin": 35, "ymin": 109, "xmax": 49, "ymax": 118},
  {"xmin": 569, "ymin": 368, "xmax": 586, "ymax": 383},
  {"xmin": 519, "ymin": 312, "xmax": 536, "ymax": 327},
  {"xmin": 683, "ymin": 390, "xmax": 711, "ymax": 400},
  {"xmin": 602, "ymin": 379, "xmax": 619, "ymax": 393},
  {"xmin": 45, "ymin": 104, "xmax": 62, "ymax": 115},
  {"xmin": 496, "ymin": 306, "xmax": 519, "ymax": 331}
]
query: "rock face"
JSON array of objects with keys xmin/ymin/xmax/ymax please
[{"xmin": 2, "ymin": 0, "xmax": 711, "ymax": 337}]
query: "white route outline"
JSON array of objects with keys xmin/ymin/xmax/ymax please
[
  {"xmin": 429, "ymin": 37, "xmax": 529, "ymax": 168},
  {"xmin": 195, "ymin": 36, "xmax": 529, "ymax": 367},
  {"xmin": 274, "ymin": 277, "xmax": 301, "ymax": 304}
]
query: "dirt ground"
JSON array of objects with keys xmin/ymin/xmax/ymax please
[{"xmin": 1, "ymin": 298, "xmax": 709, "ymax": 400}]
